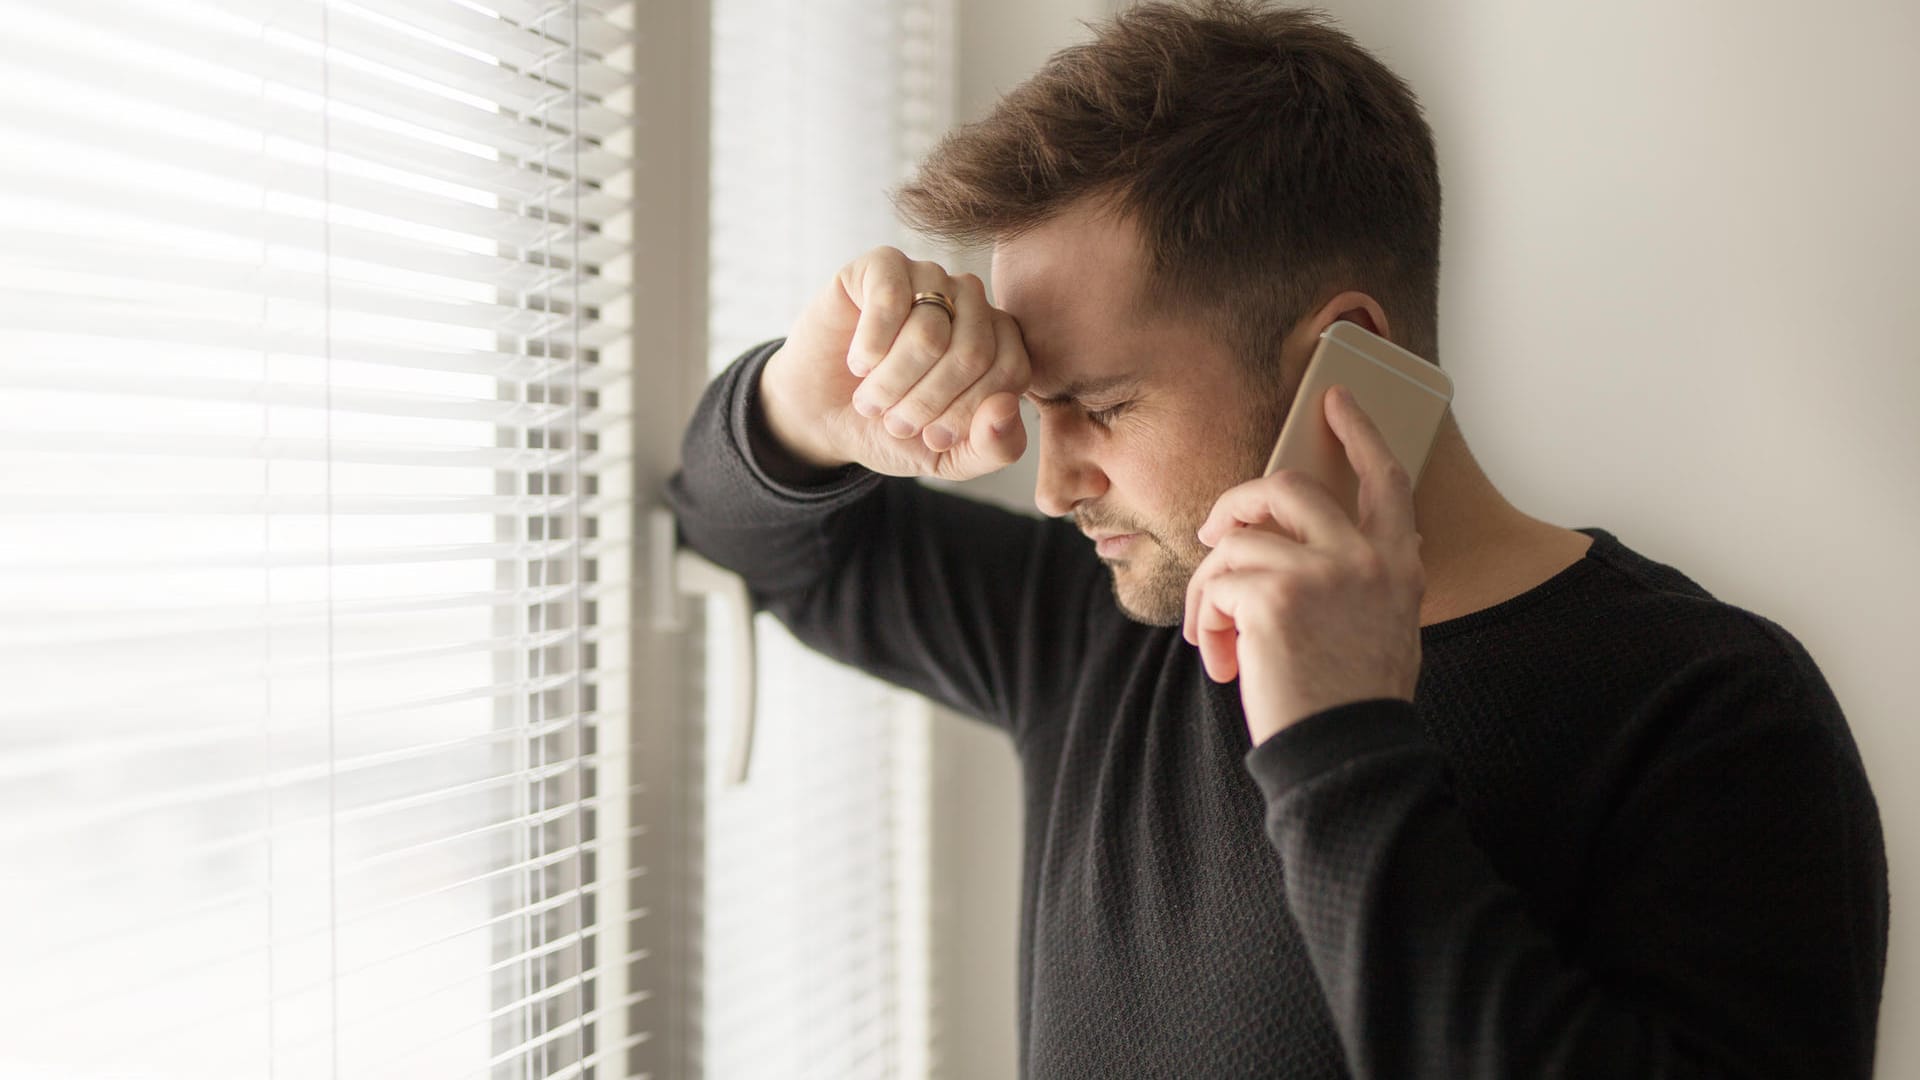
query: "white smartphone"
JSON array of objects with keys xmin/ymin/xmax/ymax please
[{"xmin": 1261, "ymin": 320, "xmax": 1454, "ymax": 525}]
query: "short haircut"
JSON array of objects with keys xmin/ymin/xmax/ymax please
[{"xmin": 891, "ymin": 1, "xmax": 1444, "ymax": 384}]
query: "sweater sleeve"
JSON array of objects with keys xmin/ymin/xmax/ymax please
[
  {"xmin": 1241, "ymin": 640, "xmax": 1888, "ymax": 1079},
  {"xmin": 662, "ymin": 338, "xmax": 1107, "ymax": 739}
]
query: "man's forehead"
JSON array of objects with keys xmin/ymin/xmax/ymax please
[
  {"xmin": 1013, "ymin": 325, "xmax": 1149, "ymax": 401},
  {"xmin": 989, "ymin": 204, "xmax": 1150, "ymax": 392}
]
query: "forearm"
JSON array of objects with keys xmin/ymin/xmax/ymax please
[
  {"xmin": 664, "ymin": 337, "xmax": 1099, "ymax": 729},
  {"xmin": 1244, "ymin": 699, "xmax": 1880, "ymax": 1080},
  {"xmin": 664, "ymin": 338, "xmax": 882, "ymax": 597}
]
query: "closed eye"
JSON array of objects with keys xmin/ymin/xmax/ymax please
[{"xmin": 1025, "ymin": 392, "xmax": 1131, "ymax": 429}]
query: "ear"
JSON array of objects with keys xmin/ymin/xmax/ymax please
[
  {"xmin": 1276, "ymin": 289, "xmax": 1394, "ymax": 382},
  {"xmin": 1307, "ymin": 289, "xmax": 1392, "ymax": 342}
]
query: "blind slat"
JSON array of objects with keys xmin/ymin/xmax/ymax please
[
  {"xmin": 23, "ymin": 781, "xmax": 647, "ymax": 905},
  {"xmin": 0, "ymin": 429, "xmax": 596, "ymax": 469},
  {"xmin": 0, "ymin": 282, "xmax": 572, "ymax": 346},
  {"xmin": 11, "ymin": 250, "xmax": 617, "ymax": 315},
  {"xmin": 0, "ymin": 146, "xmax": 615, "ymax": 255},
  {"xmin": 0, "ymin": 365, "xmax": 579, "ymax": 426},
  {"xmin": 60, "ymin": 0, "xmax": 632, "ymax": 86},
  {"xmin": 0, "ymin": 234, "xmax": 627, "ymax": 319},
  {"xmin": 0, "ymin": 537, "xmax": 591, "ymax": 574},
  {"xmin": 0, "ymin": 493, "xmax": 630, "ymax": 518},
  {"xmin": 4, "ymin": 738, "xmax": 628, "ymax": 851},
  {"xmin": 460, "ymin": 0, "xmax": 635, "ymax": 58},
  {"xmin": 18, "ymin": 784, "xmax": 646, "ymax": 913},
  {"xmin": 4, "ymin": 664, "xmax": 634, "ymax": 736},
  {"xmin": 1, "ymin": 579, "xmax": 629, "ymax": 635},
  {"xmin": 0, "ymin": 299, "xmax": 611, "ymax": 381},
  {"xmin": 12, "ymin": 862, "xmax": 645, "ymax": 1008},
  {"xmin": 3, "ymin": 623, "xmax": 580, "ymax": 692},
  {"xmin": 0, "ymin": 189, "xmax": 626, "ymax": 299},
  {"xmin": 0, "ymin": 162, "xmax": 627, "ymax": 265}
]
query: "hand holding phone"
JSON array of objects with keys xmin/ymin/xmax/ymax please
[{"xmin": 1261, "ymin": 321, "xmax": 1454, "ymax": 524}]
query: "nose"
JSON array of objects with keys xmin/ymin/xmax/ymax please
[{"xmin": 1032, "ymin": 412, "xmax": 1108, "ymax": 518}]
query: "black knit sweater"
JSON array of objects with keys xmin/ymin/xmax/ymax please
[{"xmin": 665, "ymin": 339, "xmax": 1888, "ymax": 1079}]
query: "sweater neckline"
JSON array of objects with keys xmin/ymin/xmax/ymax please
[{"xmin": 1417, "ymin": 526, "xmax": 1616, "ymax": 644}]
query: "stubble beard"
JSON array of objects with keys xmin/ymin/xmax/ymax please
[
  {"xmin": 1106, "ymin": 534, "xmax": 1205, "ymax": 626},
  {"xmin": 1103, "ymin": 389, "xmax": 1289, "ymax": 627}
]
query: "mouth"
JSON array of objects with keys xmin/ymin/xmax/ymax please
[{"xmin": 1089, "ymin": 532, "xmax": 1140, "ymax": 558}]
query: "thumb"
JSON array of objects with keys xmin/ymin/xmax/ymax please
[{"xmin": 940, "ymin": 392, "xmax": 1026, "ymax": 481}]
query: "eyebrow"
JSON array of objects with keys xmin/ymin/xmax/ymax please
[{"xmin": 1024, "ymin": 372, "xmax": 1142, "ymax": 404}]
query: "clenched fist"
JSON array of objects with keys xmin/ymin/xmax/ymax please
[{"xmin": 758, "ymin": 246, "xmax": 1032, "ymax": 482}]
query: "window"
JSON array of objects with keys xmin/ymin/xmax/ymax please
[
  {"xmin": 697, "ymin": 2, "xmax": 953, "ymax": 1077},
  {"xmin": 0, "ymin": 0, "xmax": 642, "ymax": 1075}
]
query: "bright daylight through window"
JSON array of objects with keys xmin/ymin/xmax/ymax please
[{"xmin": 0, "ymin": 0, "xmax": 640, "ymax": 1075}]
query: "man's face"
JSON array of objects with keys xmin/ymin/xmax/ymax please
[{"xmin": 989, "ymin": 202, "xmax": 1289, "ymax": 625}]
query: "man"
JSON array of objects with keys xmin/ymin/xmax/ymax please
[{"xmin": 666, "ymin": 2, "xmax": 1888, "ymax": 1076}]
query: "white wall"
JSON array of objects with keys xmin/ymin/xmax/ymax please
[{"xmin": 927, "ymin": 2, "xmax": 1920, "ymax": 1077}]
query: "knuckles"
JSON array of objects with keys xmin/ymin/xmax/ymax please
[
  {"xmin": 901, "ymin": 321, "xmax": 949, "ymax": 363},
  {"xmin": 948, "ymin": 344, "xmax": 993, "ymax": 382},
  {"xmin": 844, "ymin": 257, "xmax": 1030, "ymax": 436},
  {"xmin": 1253, "ymin": 576, "xmax": 1300, "ymax": 619},
  {"xmin": 867, "ymin": 281, "xmax": 911, "ymax": 316},
  {"xmin": 1195, "ymin": 531, "xmax": 1416, "ymax": 609},
  {"xmin": 850, "ymin": 245, "xmax": 906, "ymax": 283}
]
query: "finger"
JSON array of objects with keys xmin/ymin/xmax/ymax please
[
  {"xmin": 1323, "ymin": 384, "xmax": 1419, "ymax": 542},
  {"xmin": 1183, "ymin": 545, "xmax": 1220, "ymax": 647},
  {"xmin": 844, "ymin": 246, "xmax": 914, "ymax": 376},
  {"xmin": 868, "ymin": 272, "xmax": 995, "ymax": 451},
  {"xmin": 1181, "ymin": 549, "xmax": 1241, "ymax": 678},
  {"xmin": 1191, "ymin": 568, "xmax": 1294, "ymax": 682},
  {"xmin": 924, "ymin": 304, "xmax": 1031, "ymax": 453},
  {"xmin": 850, "ymin": 259, "xmax": 958, "ymax": 429},
  {"xmin": 1200, "ymin": 619, "xmax": 1237, "ymax": 682},
  {"xmin": 1198, "ymin": 468, "xmax": 1357, "ymax": 550},
  {"xmin": 1183, "ymin": 528, "xmax": 1307, "ymax": 646},
  {"xmin": 935, "ymin": 389, "xmax": 1027, "ymax": 481}
]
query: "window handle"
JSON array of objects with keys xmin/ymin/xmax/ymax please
[{"xmin": 650, "ymin": 508, "xmax": 758, "ymax": 786}]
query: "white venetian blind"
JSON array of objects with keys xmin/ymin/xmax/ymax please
[
  {"xmin": 700, "ymin": 1, "xmax": 952, "ymax": 1077},
  {"xmin": 0, "ymin": 0, "xmax": 644, "ymax": 1076}
]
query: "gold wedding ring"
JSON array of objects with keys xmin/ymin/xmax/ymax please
[{"xmin": 910, "ymin": 290, "xmax": 957, "ymax": 321}]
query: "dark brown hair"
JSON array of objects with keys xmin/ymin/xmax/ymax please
[{"xmin": 890, "ymin": 1, "xmax": 1443, "ymax": 385}]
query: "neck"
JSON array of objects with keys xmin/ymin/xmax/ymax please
[{"xmin": 1409, "ymin": 412, "xmax": 1581, "ymax": 628}]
